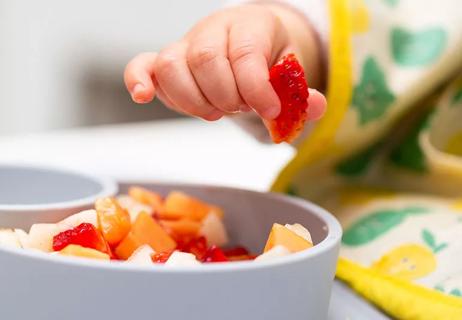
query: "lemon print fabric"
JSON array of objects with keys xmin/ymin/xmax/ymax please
[
  {"xmin": 391, "ymin": 27, "xmax": 447, "ymax": 66},
  {"xmin": 372, "ymin": 244, "xmax": 436, "ymax": 280},
  {"xmin": 342, "ymin": 207, "xmax": 428, "ymax": 246},
  {"xmin": 352, "ymin": 57, "xmax": 395, "ymax": 125}
]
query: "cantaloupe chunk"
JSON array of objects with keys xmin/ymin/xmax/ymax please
[
  {"xmin": 160, "ymin": 218, "xmax": 201, "ymax": 237},
  {"xmin": 264, "ymin": 223, "xmax": 313, "ymax": 253},
  {"xmin": 115, "ymin": 232, "xmax": 142, "ymax": 260},
  {"xmin": 115, "ymin": 212, "xmax": 176, "ymax": 260},
  {"xmin": 59, "ymin": 244, "xmax": 110, "ymax": 260},
  {"xmin": 128, "ymin": 187, "xmax": 163, "ymax": 212},
  {"xmin": 95, "ymin": 198, "xmax": 131, "ymax": 246},
  {"xmin": 159, "ymin": 191, "xmax": 223, "ymax": 221}
]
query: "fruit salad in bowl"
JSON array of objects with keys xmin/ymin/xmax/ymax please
[{"xmin": 0, "ymin": 186, "xmax": 314, "ymax": 266}]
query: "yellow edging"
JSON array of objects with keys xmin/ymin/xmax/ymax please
[
  {"xmin": 271, "ymin": 0, "xmax": 353, "ymax": 192},
  {"xmin": 337, "ymin": 258, "xmax": 462, "ymax": 319}
]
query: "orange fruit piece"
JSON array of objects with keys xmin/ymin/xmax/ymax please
[
  {"xmin": 59, "ymin": 244, "xmax": 110, "ymax": 260},
  {"xmin": 128, "ymin": 186, "xmax": 163, "ymax": 212},
  {"xmin": 115, "ymin": 212, "xmax": 176, "ymax": 260},
  {"xmin": 159, "ymin": 191, "xmax": 223, "ymax": 221},
  {"xmin": 160, "ymin": 218, "xmax": 201, "ymax": 237},
  {"xmin": 264, "ymin": 223, "xmax": 313, "ymax": 253},
  {"xmin": 95, "ymin": 198, "xmax": 131, "ymax": 246}
]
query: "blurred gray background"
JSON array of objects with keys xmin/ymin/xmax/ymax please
[{"xmin": 0, "ymin": 0, "xmax": 226, "ymax": 134}]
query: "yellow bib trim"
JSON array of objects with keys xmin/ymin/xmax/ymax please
[
  {"xmin": 337, "ymin": 258, "xmax": 462, "ymax": 319},
  {"xmin": 271, "ymin": 0, "xmax": 353, "ymax": 193}
]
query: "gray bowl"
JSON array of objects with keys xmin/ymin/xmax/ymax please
[
  {"xmin": 0, "ymin": 182, "xmax": 341, "ymax": 320},
  {"xmin": 0, "ymin": 164, "xmax": 118, "ymax": 229}
]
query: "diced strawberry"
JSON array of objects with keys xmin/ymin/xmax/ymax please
[
  {"xmin": 223, "ymin": 246, "xmax": 250, "ymax": 258},
  {"xmin": 264, "ymin": 53, "xmax": 309, "ymax": 143},
  {"xmin": 151, "ymin": 251, "xmax": 172, "ymax": 264},
  {"xmin": 202, "ymin": 245, "xmax": 228, "ymax": 263},
  {"xmin": 52, "ymin": 223, "xmax": 110, "ymax": 254},
  {"xmin": 176, "ymin": 236, "xmax": 208, "ymax": 261}
]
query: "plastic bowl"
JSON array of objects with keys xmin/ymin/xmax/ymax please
[
  {"xmin": 0, "ymin": 182, "xmax": 341, "ymax": 320},
  {"xmin": 0, "ymin": 164, "xmax": 117, "ymax": 229}
]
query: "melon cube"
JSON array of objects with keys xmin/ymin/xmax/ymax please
[
  {"xmin": 264, "ymin": 223, "xmax": 313, "ymax": 253},
  {"xmin": 59, "ymin": 244, "xmax": 110, "ymax": 260}
]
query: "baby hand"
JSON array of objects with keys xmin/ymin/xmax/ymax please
[{"xmin": 124, "ymin": 4, "xmax": 326, "ymax": 121}]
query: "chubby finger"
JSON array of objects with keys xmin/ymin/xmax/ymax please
[
  {"xmin": 306, "ymin": 89, "xmax": 327, "ymax": 121},
  {"xmin": 124, "ymin": 52, "xmax": 158, "ymax": 104},
  {"xmin": 228, "ymin": 16, "xmax": 288, "ymax": 120},
  {"xmin": 187, "ymin": 30, "xmax": 245, "ymax": 113},
  {"xmin": 154, "ymin": 42, "xmax": 223, "ymax": 121}
]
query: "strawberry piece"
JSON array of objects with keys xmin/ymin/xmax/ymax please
[
  {"xmin": 176, "ymin": 236, "xmax": 208, "ymax": 260},
  {"xmin": 202, "ymin": 245, "xmax": 228, "ymax": 263},
  {"xmin": 52, "ymin": 223, "xmax": 110, "ymax": 254},
  {"xmin": 223, "ymin": 246, "xmax": 250, "ymax": 257},
  {"xmin": 265, "ymin": 53, "xmax": 309, "ymax": 143},
  {"xmin": 151, "ymin": 251, "xmax": 173, "ymax": 264}
]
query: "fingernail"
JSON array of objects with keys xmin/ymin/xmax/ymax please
[
  {"xmin": 132, "ymin": 83, "xmax": 145, "ymax": 101},
  {"xmin": 263, "ymin": 106, "xmax": 280, "ymax": 120}
]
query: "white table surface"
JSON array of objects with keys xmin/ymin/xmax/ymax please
[{"xmin": 0, "ymin": 118, "xmax": 388, "ymax": 319}]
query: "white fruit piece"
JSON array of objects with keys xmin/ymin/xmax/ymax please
[
  {"xmin": 165, "ymin": 251, "xmax": 200, "ymax": 267},
  {"xmin": 117, "ymin": 195, "xmax": 153, "ymax": 222},
  {"xmin": 58, "ymin": 209, "xmax": 98, "ymax": 229},
  {"xmin": 25, "ymin": 224, "xmax": 60, "ymax": 252},
  {"xmin": 255, "ymin": 245, "xmax": 290, "ymax": 262},
  {"xmin": 284, "ymin": 223, "xmax": 312, "ymax": 243},
  {"xmin": 126, "ymin": 245, "xmax": 155, "ymax": 266},
  {"xmin": 14, "ymin": 229, "xmax": 29, "ymax": 248},
  {"xmin": 199, "ymin": 212, "xmax": 228, "ymax": 247},
  {"xmin": 0, "ymin": 229, "xmax": 22, "ymax": 248}
]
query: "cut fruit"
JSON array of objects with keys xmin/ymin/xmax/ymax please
[
  {"xmin": 264, "ymin": 53, "xmax": 309, "ymax": 143},
  {"xmin": 160, "ymin": 218, "xmax": 201, "ymax": 237},
  {"xmin": 199, "ymin": 212, "xmax": 228, "ymax": 247},
  {"xmin": 202, "ymin": 245, "xmax": 228, "ymax": 263},
  {"xmin": 52, "ymin": 223, "xmax": 110, "ymax": 254},
  {"xmin": 128, "ymin": 186, "xmax": 163, "ymax": 212},
  {"xmin": 284, "ymin": 223, "xmax": 312, "ymax": 243},
  {"xmin": 160, "ymin": 191, "xmax": 223, "ymax": 221},
  {"xmin": 0, "ymin": 229, "xmax": 22, "ymax": 248},
  {"xmin": 114, "ymin": 232, "xmax": 142, "ymax": 260},
  {"xmin": 126, "ymin": 245, "xmax": 155, "ymax": 266},
  {"xmin": 151, "ymin": 251, "xmax": 173, "ymax": 264},
  {"xmin": 165, "ymin": 251, "xmax": 200, "ymax": 266},
  {"xmin": 176, "ymin": 236, "xmax": 208, "ymax": 260},
  {"xmin": 116, "ymin": 195, "xmax": 152, "ymax": 222},
  {"xmin": 95, "ymin": 198, "xmax": 131, "ymax": 245},
  {"xmin": 264, "ymin": 223, "xmax": 313, "ymax": 253},
  {"xmin": 58, "ymin": 210, "xmax": 98, "ymax": 229},
  {"xmin": 255, "ymin": 245, "xmax": 290, "ymax": 261},
  {"xmin": 27, "ymin": 224, "xmax": 61, "ymax": 252},
  {"xmin": 59, "ymin": 244, "xmax": 110, "ymax": 260},
  {"xmin": 114, "ymin": 212, "xmax": 176, "ymax": 260}
]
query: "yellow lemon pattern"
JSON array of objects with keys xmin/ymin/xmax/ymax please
[{"xmin": 372, "ymin": 244, "xmax": 436, "ymax": 280}]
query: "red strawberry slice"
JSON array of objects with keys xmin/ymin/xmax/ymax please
[
  {"xmin": 52, "ymin": 222, "xmax": 111, "ymax": 255},
  {"xmin": 264, "ymin": 54, "xmax": 309, "ymax": 143}
]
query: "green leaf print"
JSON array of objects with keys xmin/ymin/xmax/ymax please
[
  {"xmin": 352, "ymin": 57, "xmax": 396, "ymax": 125},
  {"xmin": 451, "ymin": 89, "xmax": 462, "ymax": 106},
  {"xmin": 389, "ymin": 112, "xmax": 429, "ymax": 173},
  {"xmin": 286, "ymin": 184, "xmax": 299, "ymax": 197},
  {"xmin": 336, "ymin": 142, "xmax": 383, "ymax": 176},
  {"xmin": 383, "ymin": 0, "xmax": 399, "ymax": 7},
  {"xmin": 422, "ymin": 229, "xmax": 448, "ymax": 253},
  {"xmin": 450, "ymin": 289, "xmax": 462, "ymax": 297},
  {"xmin": 342, "ymin": 207, "xmax": 428, "ymax": 246},
  {"xmin": 391, "ymin": 27, "xmax": 447, "ymax": 66}
]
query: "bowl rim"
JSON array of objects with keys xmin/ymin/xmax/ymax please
[
  {"xmin": 0, "ymin": 164, "xmax": 118, "ymax": 211},
  {"xmin": 0, "ymin": 182, "xmax": 342, "ymax": 273}
]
